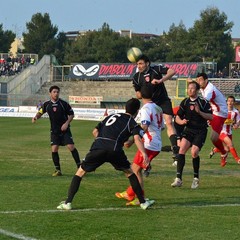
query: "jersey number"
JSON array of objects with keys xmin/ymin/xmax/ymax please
[
  {"xmin": 105, "ymin": 114, "xmax": 121, "ymax": 126},
  {"xmin": 155, "ymin": 113, "xmax": 162, "ymax": 128}
]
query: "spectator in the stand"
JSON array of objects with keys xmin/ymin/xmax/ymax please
[
  {"xmin": 222, "ymin": 67, "xmax": 228, "ymax": 78},
  {"xmin": 36, "ymin": 100, "xmax": 43, "ymax": 111},
  {"xmin": 231, "ymin": 66, "xmax": 240, "ymax": 78},
  {"xmin": 26, "ymin": 56, "xmax": 31, "ymax": 66},
  {"xmin": 0, "ymin": 57, "xmax": 5, "ymax": 64},
  {"xmin": 0, "ymin": 55, "xmax": 34, "ymax": 77},
  {"xmin": 30, "ymin": 57, "xmax": 35, "ymax": 65},
  {"xmin": 21, "ymin": 56, "xmax": 25, "ymax": 67},
  {"xmin": 234, "ymin": 82, "xmax": 240, "ymax": 93}
]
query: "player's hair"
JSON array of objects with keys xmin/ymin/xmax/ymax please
[
  {"xmin": 227, "ymin": 95, "xmax": 235, "ymax": 102},
  {"xmin": 196, "ymin": 72, "xmax": 208, "ymax": 80},
  {"xmin": 188, "ymin": 81, "xmax": 200, "ymax": 90},
  {"xmin": 125, "ymin": 98, "xmax": 140, "ymax": 116},
  {"xmin": 137, "ymin": 54, "xmax": 150, "ymax": 64},
  {"xmin": 141, "ymin": 85, "xmax": 153, "ymax": 99},
  {"xmin": 49, "ymin": 85, "xmax": 60, "ymax": 93}
]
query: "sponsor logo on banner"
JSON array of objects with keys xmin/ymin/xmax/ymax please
[
  {"xmin": 69, "ymin": 62, "xmax": 203, "ymax": 79},
  {"xmin": 69, "ymin": 96, "xmax": 103, "ymax": 104},
  {"xmin": 0, "ymin": 107, "xmax": 18, "ymax": 112},
  {"xmin": 164, "ymin": 63, "xmax": 199, "ymax": 77},
  {"xmin": 70, "ymin": 63, "xmax": 137, "ymax": 80},
  {"xmin": 98, "ymin": 64, "xmax": 136, "ymax": 78},
  {"xmin": 73, "ymin": 108, "xmax": 125, "ymax": 121},
  {"xmin": 73, "ymin": 64, "xmax": 99, "ymax": 76}
]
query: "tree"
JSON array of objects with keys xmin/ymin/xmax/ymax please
[
  {"xmin": 64, "ymin": 23, "xmax": 131, "ymax": 63},
  {"xmin": 188, "ymin": 7, "xmax": 234, "ymax": 70},
  {"xmin": 23, "ymin": 13, "xmax": 58, "ymax": 59},
  {"xmin": 54, "ymin": 32, "xmax": 68, "ymax": 64},
  {"xmin": 0, "ymin": 24, "xmax": 16, "ymax": 52},
  {"xmin": 163, "ymin": 22, "xmax": 191, "ymax": 62}
]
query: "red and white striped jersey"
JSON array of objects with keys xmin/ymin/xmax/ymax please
[
  {"xmin": 221, "ymin": 107, "xmax": 240, "ymax": 135},
  {"xmin": 140, "ymin": 102, "xmax": 164, "ymax": 151},
  {"xmin": 200, "ymin": 82, "xmax": 228, "ymax": 118}
]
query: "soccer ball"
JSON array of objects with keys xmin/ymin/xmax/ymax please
[{"xmin": 127, "ymin": 47, "xmax": 142, "ymax": 63}]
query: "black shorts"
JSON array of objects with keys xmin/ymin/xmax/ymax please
[
  {"xmin": 81, "ymin": 149, "xmax": 131, "ymax": 172},
  {"xmin": 174, "ymin": 120, "xmax": 185, "ymax": 140},
  {"xmin": 157, "ymin": 99, "xmax": 174, "ymax": 116},
  {"xmin": 181, "ymin": 127, "xmax": 208, "ymax": 149},
  {"xmin": 50, "ymin": 129, "xmax": 74, "ymax": 146}
]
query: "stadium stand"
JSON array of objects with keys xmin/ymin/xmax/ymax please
[
  {"xmin": 1, "ymin": 54, "xmax": 240, "ymax": 109},
  {"xmin": 36, "ymin": 80, "xmax": 177, "ymax": 109}
]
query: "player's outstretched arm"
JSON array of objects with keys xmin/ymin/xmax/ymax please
[{"xmin": 32, "ymin": 113, "xmax": 42, "ymax": 123}]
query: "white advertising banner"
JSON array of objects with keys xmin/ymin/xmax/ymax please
[
  {"xmin": 19, "ymin": 106, "xmax": 38, "ymax": 113},
  {"xmin": 73, "ymin": 108, "xmax": 125, "ymax": 121},
  {"xmin": 0, "ymin": 107, "xmax": 18, "ymax": 112},
  {"xmin": 0, "ymin": 106, "xmax": 125, "ymax": 121},
  {"xmin": 69, "ymin": 96, "xmax": 103, "ymax": 105}
]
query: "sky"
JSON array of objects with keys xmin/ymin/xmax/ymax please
[{"xmin": 1, "ymin": 0, "xmax": 240, "ymax": 38}]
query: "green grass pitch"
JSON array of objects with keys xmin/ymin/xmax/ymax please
[{"xmin": 0, "ymin": 117, "xmax": 240, "ymax": 240}]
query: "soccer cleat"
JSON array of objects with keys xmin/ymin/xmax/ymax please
[
  {"xmin": 126, "ymin": 198, "xmax": 140, "ymax": 206},
  {"xmin": 171, "ymin": 177, "xmax": 182, "ymax": 187},
  {"xmin": 191, "ymin": 177, "xmax": 199, "ymax": 189},
  {"xmin": 172, "ymin": 160, "xmax": 178, "ymax": 167},
  {"xmin": 143, "ymin": 164, "xmax": 152, "ymax": 177},
  {"xmin": 220, "ymin": 153, "xmax": 228, "ymax": 167},
  {"xmin": 115, "ymin": 191, "xmax": 135, "ymax": 201},
  {"xmin": 52, "ymin": 170, "xmax": 62, "ymax": 177},
  {"xmin": 57, "ymin": 201, "xmax": 72, "ymax": 210},
  {"xmin": 161, "ymin": 145, "xmax": 172, "ymax": 152},
  {"xmin": 140, "ymin": 199, "xmax": 155, "ymax": 210},
  {"xmin": 209, "ymin": 147, "xmax": 215, "ymax": 158}
]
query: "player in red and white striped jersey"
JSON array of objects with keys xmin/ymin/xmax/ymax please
[
  {"xmin": 115, "ymin": 85, "xmax": 164, "ymax": 205},
  {"xmin": 209, "ymin": 96, "xmax": 240, "ymax": 165},
  {"xmin": 196, "ymin": 73, "xmax": 228, "ymax": 167}
]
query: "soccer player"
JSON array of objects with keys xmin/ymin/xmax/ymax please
[
  {"xmin": 132, "ymin": 55, "xmax": 179, "ymax": 162},
  {"xmin": 171, "ymin": 81, "xmax": 212, "ymax": 189},
  {"xmin": 115, "ymin": 85, "xmax": 164, "ymax": 206},
  {"xmin": 32, "ymin": 85, "xmax": 81, "ymax": 176},
  {"xmin": 209, "ymin": 96, "xmax": 240, "ymax": 165},
  {"xmin": 172, "ymin": 105, "xmax": 185, "ymax": 166},
  {"xmin": 57, "ymin": 98, "xmax": 155, "ymax": 210},
  {"xmin": 196, "ymin": 73, "xmax": 228, "ymax": 167}
]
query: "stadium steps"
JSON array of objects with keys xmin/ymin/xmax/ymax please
[
  {"xmin": 38, "ymin": 80, "xmax": 176, "ymax": 98},
  {"xmin": 37, "ymin": 80, "xmax": 177, "ymax": 108}
]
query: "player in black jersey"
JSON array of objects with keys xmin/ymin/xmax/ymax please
[
  {"xmin": 57, "ymin": 98, "xmax": 155, "ymax": 210},
  {"xmin": 171, "ymin": 81, "xmax": 212, "ymax": 189},
  {"xmin": 132, "ymin": 55, "xmax": 179, "ymax": 162},
  {"xmin": 32, "ymin": 85, "xmax": 81, "ymax": 176}
]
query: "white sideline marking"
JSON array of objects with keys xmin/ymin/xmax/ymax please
[
  {"xmin": 0, "ymin": 228, "xmax": 38, "ymax": 240},
  {"xmin": 0, "ymin": 203, "xmax": 240, "ymax": 215}
]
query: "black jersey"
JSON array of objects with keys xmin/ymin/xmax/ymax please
[
  {"xmin": 39, "ymin": 98, "xmax": 74, "ymax": 134},
  {"xmin": 178, "ymin": 96, "xmax": 212, "ymax": 130},
  {"xmin": 90, "ymin": 113, "xmax": 144, "ymax": 151},
  {"xmin": 132, "ymin": 65, "xmax": 170, "ymax": 105}
]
